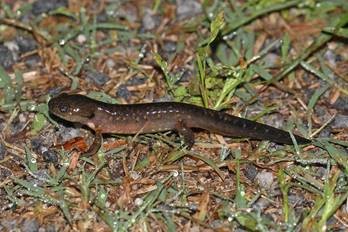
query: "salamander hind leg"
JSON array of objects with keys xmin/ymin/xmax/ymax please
[
  {"xmin": 83, "ymin": 132, "xmax": 102, "ymax": 157},
  {"xmin": 175, "ymin": 120, "xmax": 195, "ymax": 149}
]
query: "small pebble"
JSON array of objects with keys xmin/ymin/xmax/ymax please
[
  {"xmin": 85, "ymin": 69, "xmax": 110, "ymax": 86},
  {"xmin": 76, "ymin": 34, "xmax": 87, "ymax": 44},
  {"xmin": 162, "ymin": 41, "xmax": 177, "ymax": 53},
  {"xmin": 333, "ymin": 96, "xmax": 348, "ymax": 112},
  {"xmin": 141, "ymin": 9, "xmax": 160, "ymax": 31},
  {"xmin": 21, "ymin": 218, "xmax": 39, "ymax": 232},
  {"xmin": 176, "ymin": 0, "xmax": 202, "ymax": 20},
  {"xmin": 252, "ymin": 197, "xmax": 271, "ymax": 211},
  {"xmin": 255, "ymin": 171, "xmax": 274, "ymax": 190},
  {"xmin": 0, "ymin": 142, "xmax": 6, "ymax": 160},
  {"xmin": 264, "ymin": 53, "xmax": 280, "ymax": 67},
  {"xmin": 25, "ymin": 55, "xmax": 41, "ymax": 68},
  {"xmin": 15, "ymin": 35, "xmax": 37, "ymax": 54},
  {"xmin": 134, "ymin": 198, "xmax": 143, "ymax": 206},
  {"xmin": 116, "ymin": 84, "xmax": 132, "ymax": 100},
  {"xmin": 324, "ymin": 49, "xmax": 338, "ymax": 67},
  {"xmin": 0, "ymin": 166, "xmax": 12, "ymax": 180},
  {"xmin": 105, "ymin": 58, "xmax": 116, "ymax": 69},
  {"xmin": 126, "ymin": 76, "xmax": 147, "ymax": 86},
  {"xmin": 244, "ymin": 164, "xmax": 258, "ymax": 181},
  {"xmin": 96, "ymin": 10, "xmax": 108, "ymax": 23},
  {"xmin": 331, "ymin": 114, "xmax": 348, "ymax": 129},
  {"xmin": 0, "ymin": 45, "xmax": 15, "ymax": 69},
  {"xmin": 42, "ymin": 150, "xmax": 59, "ymax": 164}
]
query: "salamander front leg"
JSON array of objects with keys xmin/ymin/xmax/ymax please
[
  {"xmin": 175, "ymin": 120, "xmax": 195, "ymax": 149},
  {"xmin": 83, "ymin": 131, "xmax": 102, "ymax": 157}
]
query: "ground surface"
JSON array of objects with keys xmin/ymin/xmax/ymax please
[{"xmin": 0, "ymin": 0, "xmax": 348, "ymax": 231}]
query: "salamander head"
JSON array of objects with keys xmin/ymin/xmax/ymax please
[{"xmin": 48, "ymin": 93, "xmax": 97, "ymax": 123}]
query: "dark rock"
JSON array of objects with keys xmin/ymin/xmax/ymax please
[
  {"xmin": 0, "ymin": 142, "xmax": 6, "ymax": 160},
  {"xmin": 15, "ymin": 36, "xmax": 37, "ymax": 54},
  {"xmin": 244, "ymin": 164, "xmax": 258, "ymax": 181},
  {"xmin": 31, "ymin": 137, "xmax": 43, "ymax": 153},
  {"xmin": 162, "ymin": 41, "xmax": 177, "ymax": 53},
  {"xmin": 176, "ymin": 0, "xmax": 202, "ymax": 20},
  {"xmin": 116, "ymin": 84, "xmax": 132, "ymax": 100},
  {"xmin": 126, "ymin": 76, "xmax": 147, "ymax": 86},
  {"xmin": 32, "ymin": 0, "xmax": 68, "ymax": 15},
  {"xmin": 85, "ymin": 69, "xmax": 110, "ymax": 86},
  {"xmin": 252, "ymin": 197, "xmax": 271, "ymax": 211},
  {"xmin": 174, "ymin": 68, "xmax": 193, "ymax": 83},
  {"xmin": 331, "ymin": 114, "xmax": 348, "ymax": 129},
  {"xmin": 0, "ymin": 45, "xmax": 15, "ymax": 69},
  {"xmin": 333, "ymin": 96, "xmax": 348, "ymax": 112},
  {"xmin": 42, "ymin": 150, "xmax": 59, "ymax": 163},
  {"xmin": 25, "ymin": 55, "xmax": 41, "ymax": 69},
  {"xmin": 21, "ymin": 218, "xmax": 39, "ymax": 232},
  {"xmin": 0, "ymin": 166, "xmax": 12, "ymax": 181},
  {"xmin": 96, "ymin": 10, "xmax": 108, "ymax": 23}
]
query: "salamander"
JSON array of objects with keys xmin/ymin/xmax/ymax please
[{"xmin": 48, "ymin": 93, "xmax": 310, "ymax": 155}]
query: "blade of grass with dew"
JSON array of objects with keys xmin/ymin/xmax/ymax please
[
  {"xmin": 196, "ymin": 48, "xmax": 209, "ymax": 107},
  {"xmin": 214, "ymin": 70, "xmax": 244, "ymax": 109},
  {"xmin": 12, "ymin": 177, "xmax": 72, "ymax": 223},
  {"xmin": 234, "ymin": 149, "xmax": 247, "ymax": 209},
  {"xmin": 302, "ymin": 168, "xmax": 348, "ymax": 231},
  {"xmin": 4, "ymin": 186, "xmax": 26, "ymax": 207},
  {"xmin": 317, "ymin": 169, "xmax": 348, "ymax": 230},
  {"xmin": 188, "ymin": 151, "xmax": 224, "ymax": 180},
  {"xmin": 153, "ymin": 52, "xmax": 177, "ymax": 96},
  {"xmin": 277, "ymin": 169, "xmax": 294, "ymax": 226},
  {"xmin": 281, "ymin": 33, "xmax": 291, "ymax": 62},
  {"xmin": 49, "ymin": 7, "xmax": 78, "ymax": 19},
  {"xmin": 199, "ymin": 11, "xmax": 225, "ymax": 47},
  {"xmin": 222, "ymin": 0, "xmax": 302, "ymax": 36},
  {"xmin": 24, "ymin": 147, "xmax": 38, "ymax": 173},
  {"xmin": 31, "ymin": 113, "xmax": 47, "ymax": 135},
  {"xmin": 14, "ymin": 70, "xmax": 23, "ymax": 102},
  {"xmin": 62, "ymin": 44, "xmax": 83, "ymax": 75},
  {"xmin": 269, "ymin": 12, "xmax": 348, "ymax": 85},
  {"xmin": 315, "ymin": 140, "xmax": 348, "ymax": 174},
  {"xmin": 197, "ymin": 11, "xmax": 225, "ymax": 106},
  {"xmin": 123, "ymin": 182, "xmax": 166, "ymax": 230},
  {"xmin": 94, "ymin": 186, "xmax": 124, "ymax": 231},
  {"xmin": 323, "ymin": 26, "xmax": 348, "ymax": 38},
  {"xmin": 80, "ymin": 160, "xmax": 107, "ymax": 205},
  {"xmin": 251, "ymin": 64, "xmax": 272, "ymax": 81},
  {"xmin": 300, "ymin": 61, "xmax": 348, "ymax": 95},
  {"xmin": 306, "ymin": 84, "xmax": 330, "ymax": 136},
  {"xmin": 285, "ymin": 167, "xmax": 323, "ymax": 195},
  {"xmin": 0, "ymin": 66, "xmax": 16, "ymax": 105}
]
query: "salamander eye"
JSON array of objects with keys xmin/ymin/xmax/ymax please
[{"xmin": 59, "ymin": 104, "xmax": 69, "ymax": 113}]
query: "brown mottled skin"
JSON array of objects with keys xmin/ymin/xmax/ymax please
[{"xmin": 48, "ymin": 93, "xmax": 310, "ymax": 155}]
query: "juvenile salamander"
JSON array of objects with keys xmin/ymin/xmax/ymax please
[{"xmin": 48, "ymin": 93, "xmax": 310, "ymax": 155}]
